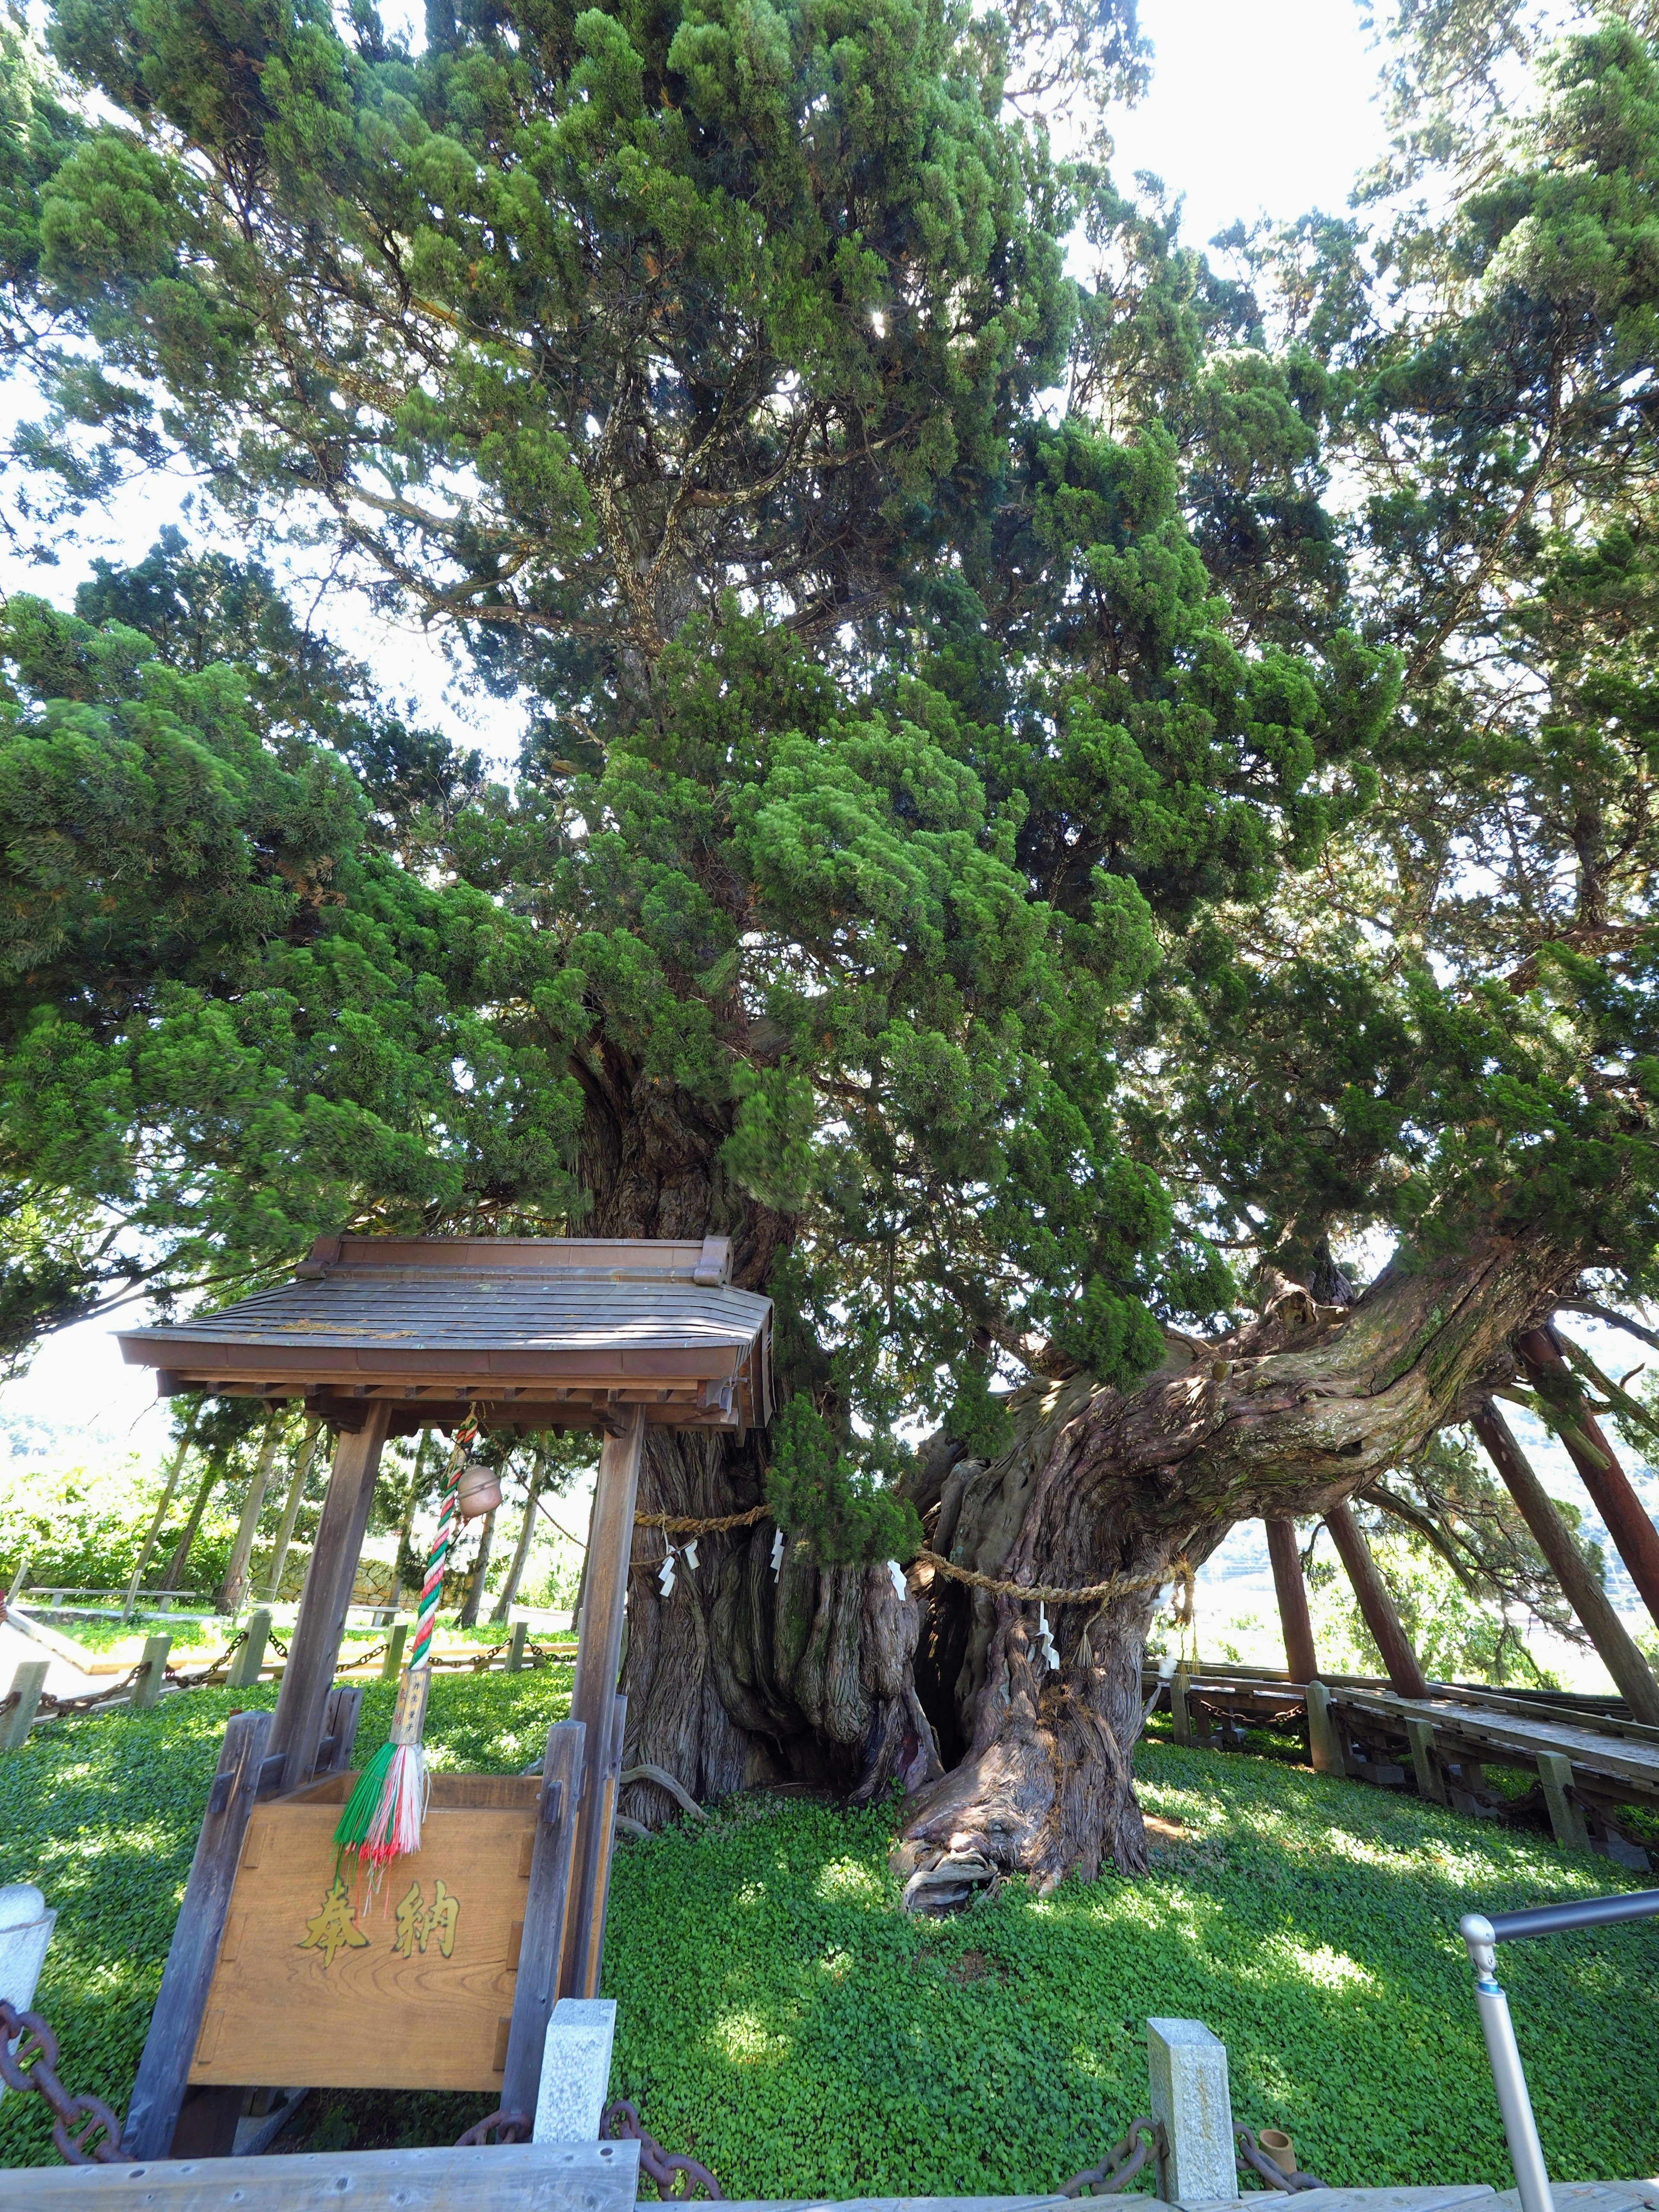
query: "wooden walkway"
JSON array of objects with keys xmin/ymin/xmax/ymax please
[
  {"xmin": 10, "ymin": 2175, "xmax": 1656, "ymax": 2211},
  {"xmin": 1147, "ymin": 1662, "xmax": 1659, "ymax": 1869}
]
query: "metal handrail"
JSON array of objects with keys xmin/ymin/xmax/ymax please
[{"xmin": 1459, "ymin": 1889, "xmax": 1659, "ymax": 2212}]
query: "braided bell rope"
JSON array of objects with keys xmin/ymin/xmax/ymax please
[{"xmin": 410, "ymin": 1416, "xmax": 474, "ymax": 1668}]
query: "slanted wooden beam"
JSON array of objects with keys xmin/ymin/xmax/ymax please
[
  {"xmin": 1519, "ymin": 1325, "xmax": 1659, "ymax": 1626},
  {"xmin": 559, "ymin": 1408, "xmax": 645, "ymax": 1999},
  {"xmin": 500, "ymin": 1718, "xmax": 585, "ymax": 2121},
  {"xmin": 266, "ymin": 1404, "xmax": 391, "ymax": 1794},
  {"xmin": 1472, "ymin": 1398, "xmax": 1659, "ymax": 1725},
  {"xmin": 1325, "ymin": 1500, "xmax": 1430, "ymax": 1700},
  {"xmin": 122, "ymin": 1712, "xmax": 272, "ymax": 2158},
  {"xmin": 1264, "ymin": 1517, "xmax": 1319, "ymax": 1684}
]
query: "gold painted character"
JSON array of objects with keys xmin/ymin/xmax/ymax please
[
  {"xmin": 392, "ymin": 1879, "xmax": 424, "ymax": 1959},
  {"xmin": 425, "ymin": 1878, "xmax": 459, "ymax": 1958},
  {"xmin": 391, "ymin": 1877, "xmax": 461, "ymax": 1959},
  {"xmin": 297, "ymin": 1876, "xmax": 370, "ymax": 1970}
]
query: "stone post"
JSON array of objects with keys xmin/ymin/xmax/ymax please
[
  {"xmin": 1147, "ymin": 2016, "xmax": 1236, "ymax": 2205},
  {"xmin": 533, "ymin": 1997, "xmax": 616, "ymax": 2142},
  {"xmin": 227, "ymin": 1608, "xmax": 271, "ymax": 1690},
  {"xmin": 0, "ymin": 1662, "xmax": 48, "ymax": 1753},
  {"xmin": 0, "ymin": 1883, "xmax": 56, "ymax": 2096}
]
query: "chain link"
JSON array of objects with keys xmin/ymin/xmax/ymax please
[
  {"xmin": 603, "ymin": 2099, "xmax": 724, "ymax": 2199},
  {"xmin": 1059, "ymin": 2117, "xmax": 1163, "ymax": 2196},
  {"xmin": 1235, "ymin": 2126, "xmax": 1328, "ymax": 2193},
  {"xmin": 0, "ymin": 2000, "xmax": 123, "ymax": 2165}
]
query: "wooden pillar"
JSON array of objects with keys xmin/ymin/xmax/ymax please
[
  {"xmin": 558, "ymin": 1407, "xmax": 644, "ymax": 2000},
  {"xmin": 500, "ymin": 1717, "xmax": 585, "ymax": 2121},
  {"xmin": 1519, "ymin": 1327, "xmax": 1659, "ymax": 1626},
  {"xmin": 1325, "ymin": 1500, "xmax": 1430, "ymax": 1700},
  {"xmin": 267, "ymin": 1405, "xmax": 391, "ymax": 1794},
  {"xmin": 1265, "ymin": 1518, "xmax": 1319, "ymax": 1683},
  {"xmin": 122, "ymin": 1710, "xmax": 272, "ymax": 2158},
  {"xmin": 1473, "ymin": 1399, "xmax": 1659, "ymax": 1726}
]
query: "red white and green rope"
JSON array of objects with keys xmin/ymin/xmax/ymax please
[
  {"xmin": 333, "ymin": 1413, "xmax": 477, "ymax": 1886},
  {"xmin": 409, "ymin": 1430, "xmax": 468, "ymax": 1670}
]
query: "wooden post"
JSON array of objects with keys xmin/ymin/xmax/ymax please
[
  {"xmin": 558, "ymin": 1407, "xmax": 644, "ymax": 2000},
  {"xmin": 5, "ymin": 1555, "xmax": 29, "ymax": 1606},
  {"xmin": 226, "ymin": 1609, "xmax": 271, "ymax": 1691},
  {"xmin": 1519, "ymin": 1327, "xmax": 1659, "ymax": 1626},
  {"xmin": 380, "ymin": 1621, "xmax": 408, "ymax": 1682},
  {"xmin": 316, "ymin": 1681, "xmax": 364, "ymax": 1776},
  {"xmin": 1536, "ymin": 1749, "xmax": 1589, "ymax": 1852},
  {"xmin": 1405, "ymin": 1716, "xmax": 1446, "ymax": 1804},
  {"xmin": 0, "ymin": 1661, "xmax": 48, "ymax": 1752},
  {"xmin": 122, "ymin": 1710, "xmax": 273, "ymax": 2158},
  {"xmin": 1265, "ymin": 1517, "xmax": 1319, "ymax": 1683},
  {"xmin": 1170, "ymin": 1662, "xmax": 1192, "ymax": 1746},
  {"xmin": 1305, "ymin": 1679, "xmax": 1348, "ymax": 1776},
  {"xmin": 582, "ymin": 1693, "xmax": 628, "ymax": 1999},
  {"xmin": 500, "ymin": 1718, "xmax": 585, "ymax": 2121},
  {"xmin": 1325, "ymin": 1500, "xmax": 1430, "ymax": 1700},
  {"xmin": 1473, "ymin": 1399, "xmax": 1659, "ymax": 1724},
  {"xmin": 131, "ymin": 1634, "xmax": 172, "ymax": 1710},
  {"xmin": 267, "ymin": 1405, "xmax": 391, "ymax": 1794},
  {"xmin": 508, "ymin": 1620, "xmax": 529, "ymax": 1674}
]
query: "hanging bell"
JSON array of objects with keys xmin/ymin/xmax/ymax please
[{"xmin": 456, "ymin": 1461, "xmax": 502, "ymax": 1520}]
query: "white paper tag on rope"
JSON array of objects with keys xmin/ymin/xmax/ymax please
[
  {"xmin": 684, "ymin": 1540, "xmax": 699, "ymax": 1572},
  {"xmin": 771, "ymin": 1529, "xmax": 785, "ymax": 1579},
  {"xmin": 658, "ymin": 1553, "xmax": 676, "ymax": 1598},
  {"xmin": 887, "ymin": 1559, "xmax": 907, "ymax": 1602}
]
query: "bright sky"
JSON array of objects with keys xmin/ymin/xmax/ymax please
[{"xmin": 0, "ymin": 5, "xmax": 1398, "ymax": 1489}]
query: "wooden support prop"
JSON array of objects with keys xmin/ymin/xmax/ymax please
[
  {"xmin": 1305, "ymin": 1679, "xmax": 1348, "ymax": 1777},
  {"xmin": 226, "ymin": 1609, "xmax": 271, "ymax": 1691},
  {"xmin": 1536, "ymin": 1748, "xmax": 1590, "ymax": 1852},
  {"xmin": 1519, "ymin": 1326, "xmax": 1659, "ymax": 1627},
  {"xmin": 559, "ymin": 1407, "xmax": 644, "ymax": 2000},
  {"xmin": 508, "ymin": 1621, "xmax": 529, "ymax": 1675},
  {"xmin": 1325, "ymin": 1501, "xmax": 1430, "ymax": 1700},
  {"xmin": 1405, "ymin": 1716, "xmax": 1446, "ymax": 1805},
  {"xmin": 267, "ymin": 1405, "xmax": 391, "ymax": 1794},
  {"xmin": 1264, "ymin": 1518, "xmax": 1319, "ymax": 1684},
  {"xmin": 0, "ymin": 2139, "xmax": 641, "ymax": 2210},
  {"xmin": 0, "ymin": 1660, "xmax": 48, "ymax": 1752},
  {"xmin": 131, "ymin": 1635, "xmax": 172, "ymax": 1711},
  {"xmin": 123, "ymin": 1710, "xmax": 272, "ymax": 2158},
  {"xmin": 1473, "ymin": 1399, "xmax": 1659, "ymax": 1725},
  {"xmin": 379, "ymin": 1621, "xmax": 408, "ymax": 1682},
  {"xmin": 499, "ymin": 1718, "xmax": 585, "ymax": 2122}
]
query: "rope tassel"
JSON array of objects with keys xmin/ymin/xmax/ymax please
[{"xmin": 334, "ymin": 1418, "xmax": 472, "ymax": 1888}]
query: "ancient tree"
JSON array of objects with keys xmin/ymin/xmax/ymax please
[{"xmin": 4, "ymin": 2, "xmax": 1659, "ymax": 1875}]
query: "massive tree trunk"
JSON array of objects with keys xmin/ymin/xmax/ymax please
[
  {"xmin": 598, "ymin": 1040, "xmax": 1583, "ymax": 1878},
  {"xmin": 897, "ymin": 1226, "xmax": 1577, "ymax": 1883}
]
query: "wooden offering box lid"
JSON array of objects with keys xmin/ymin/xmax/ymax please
[{"xmin": 118, "ymin": 1234, "xmax": 772, "ymax": 1436}]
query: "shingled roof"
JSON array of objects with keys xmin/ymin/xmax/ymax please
[{"xmin": 117, "ymin": 1235, "xmax": 773, "ymax": 1436}]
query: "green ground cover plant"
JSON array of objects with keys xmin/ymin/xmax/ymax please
[{"xmin": 0, "ymin": 1683, "xmax": 1653, "ymax": 2185}]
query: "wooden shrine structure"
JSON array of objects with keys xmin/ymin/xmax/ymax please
[{"xmin": 112, "ymin": 1234, "xmax": 772, "ymax": 2158}]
